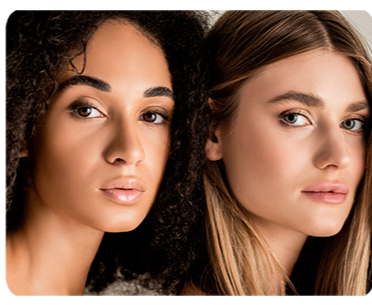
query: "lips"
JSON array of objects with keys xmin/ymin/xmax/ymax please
[
  {"xmin": 302, "ymin": 182, "xmax": 349, "ymax": 204},
  {"xmin": 99, "ymin": 178, "xmax": 145, "ymax": 205}
]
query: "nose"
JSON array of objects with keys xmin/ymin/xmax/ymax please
[
  {"xmin": 313, "ymin": 129, "xmax": 351, "ymax": 170},
  {"xmin": 104, "ymin": 121, "xmax": 145, "ymax": 166}
]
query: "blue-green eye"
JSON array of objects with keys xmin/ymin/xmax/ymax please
[
  {"xmin": 282, "ymin": 113, "xmax": 309, "ymax": 126},
  {"xmin": 341, "ymin": 119, "xmax": 363, "ymax": 131}
]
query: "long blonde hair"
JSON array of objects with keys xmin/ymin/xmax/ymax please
[{"xmin": 197, "ymin": 11, "xmax": 372, "ymax": 295}]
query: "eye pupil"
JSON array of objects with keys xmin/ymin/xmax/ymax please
[{"xmin": 78, "ymin": 107, "xmax": 92, "ymax": 117}]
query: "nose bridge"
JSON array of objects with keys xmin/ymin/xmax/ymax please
[
  {"xmin": 314, "ymin": 126, "xmax": 351, "ymax": 170},
  {"xmin": 105, "ymin": 117, "xmax": 145, "ymax": 165}
]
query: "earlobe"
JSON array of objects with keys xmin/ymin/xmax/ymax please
[
  {"xmin": 205, "ymin": 136, "xmax": 223, "ymax": 161},
  {"xmin": 20, "ymin": 141, "xmax": 28, "ymax": 158}
]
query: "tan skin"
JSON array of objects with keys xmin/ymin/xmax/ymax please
[
  {"xmin": 190, "ymin": 50, "xmax": 369, "ymax": 294},
  {"xmin": 6, "ymin": 21, "xmax": 174, "ymax": 295}
]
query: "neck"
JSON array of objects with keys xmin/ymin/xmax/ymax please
[
  {"xmin": 250, "ymin": 215, "xmax": 308, "ymax": 286},
  {"xmin": 7, "ymin": 192, "xmax": 104, "ymax": 295}
]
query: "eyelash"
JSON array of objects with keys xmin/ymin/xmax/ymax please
[{"xmin": 278, "ymin": 110, "xmax": 367, "ymax": 134}]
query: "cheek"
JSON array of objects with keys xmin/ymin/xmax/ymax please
[
  {"xmin": 30, "ymin": 122, "xmax": 100, "ymax": 198},
  {"xmin": 350, "ymin": 143, "xmax": 367, "ymax": 187},
  {"xmin": 142, "ymin": 127, "xmax": 171, "ymax": 175},
  {"xmin": 222, "ymin": 125, "xmax": 301, "ymax": 188},
  {"xmin": 220, "ymin": 121, "xmax": 312, "ymax": 213}
]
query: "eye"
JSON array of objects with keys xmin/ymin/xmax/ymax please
[
  {"xmin": 142, "ymin": 113, "xmax": 165, "ymax": 123},
  {"xmin": 341, "ymin": 119, "xmax": 364, "ymax": 132},
  {"xmin": 73, "ymin": 106, "xmax": 103, "ymax": 118},
  {"xmin": 281, "ymin": 112, "xmax": 310, "ymax": 126},
  {"xmin": 140, "ymin": 110, "xmax": 169, "ymax": 124}
]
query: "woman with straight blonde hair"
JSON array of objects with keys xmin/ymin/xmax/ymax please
[{"xmin": 183, "ymin": 10, "xmax": 372, "ymax": 295}]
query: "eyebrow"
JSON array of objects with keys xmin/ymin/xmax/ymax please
[
  {"xmin": 57, "ymin": 75, "xmax": 111, "ymax": 93},
  {"xmin": 345, "ymin": 101, "xmax": 369, "ymax": 112},
  {"xmin": 268, "ymin": 90, "xmax": 369, "ymax": 113},
  {"xmin": 268, "ymin": 91, "xmax": 324, "ymax": 107},
  {"xmin": 144, "ymin": 87, "xmax": 174, "ymax": 99},
  {"xmin": 57, "ymin": 75, "xmax": 174, "ymax": 100}
]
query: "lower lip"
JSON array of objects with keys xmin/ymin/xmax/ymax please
[
  {"xmin": 302, "ymin": 191, "xmax": 346, "ymax": 204},
  {"xmin": 100, "ymin": 189, "xmax": 144, "ymax": 205}
]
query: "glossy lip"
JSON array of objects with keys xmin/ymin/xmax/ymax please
[
  {"xmin": 99, "ymin": 177, "xmax": 146, "ymax": 205},
  {"xmin": 302, "ymin": 182, "xmax": 349, "ymax": 204}
]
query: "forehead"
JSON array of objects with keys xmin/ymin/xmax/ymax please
[
  {"xmin": 73, "ymin": 20, "xmax": 164, "ymax": 69},
  {"xmin": 239, "ymin": 50, "xmax": 366, "ymax": 108},
  {"xmin": 91, "ymin": 19, "xmax": 161, "ymax": 51},
  {"xmin": 56, "ymin": 20, "xmax": 171, "ymax": 92}
]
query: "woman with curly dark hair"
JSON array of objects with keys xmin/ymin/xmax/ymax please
[{"xmin": 6, "ymin": 11, "xmax": 210, "ymax": 295}]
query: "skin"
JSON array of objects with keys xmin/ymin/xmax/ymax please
[
  {"xmin": 7, "ymin": 21, "xmax": 174, "ymax": 295},
  {"xmin": 206, "ymin": 50, "xmax": 369, "ymax": 276}
]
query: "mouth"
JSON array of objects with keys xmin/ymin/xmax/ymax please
[
  {"xmin": 100, "ymin": 188, "xmax": 144, "ymax": 205},
  {"xmin": 302, "ymin": 182, "xmax": 349, "ymax": 204},
  {"xmin": 100, "ymin": 178, "xmax": 145, "ymax": 205}
]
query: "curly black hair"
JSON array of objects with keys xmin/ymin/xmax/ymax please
[{"xmin": 6, "ymin": 11, "xmax": 211, "ymax": 294}]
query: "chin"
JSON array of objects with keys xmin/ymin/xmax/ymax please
[
  {"xmin": 306, "ymin": 221, "xmax": 345, "ymax": 237},
  {"xmin": 93, "ymin": 214, "xmax": 147, "ymax": 233},
  {"xmin": 100, "ymin": 225, "xmax": 141, "ymax": 233},
  {"xmin": 105, "ymin": 221, "xmax": 145, "ymax": 233}
]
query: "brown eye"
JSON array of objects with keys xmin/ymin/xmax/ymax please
[
  {"xmin": 77, "ymin": 107, "xmax": 93, "ymax": 117},
  {"xmin": 139, "ymin": 109, "xmax": 169, "ymax": 124},
  {"xmin": 69, "ymin": 100, "xmax": 104, "ymax": 119},
  {"xmin": 143, "ymin": 113, "xmax": 157, "ymax": 122},
  {"xmin": 73, "ymin": 106, "xmax": 103, "ymax": 118}
]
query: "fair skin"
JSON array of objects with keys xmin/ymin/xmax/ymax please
[
  {"xmin": 6, "ymin": 21, "xmax": 174, "ymax": 295},
  {"xmin": 206, "ymin": 50, "xmax": 369, "ymax": 278}
]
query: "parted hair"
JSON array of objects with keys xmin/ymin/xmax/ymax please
[{"xmin": 189, "ymin": 10, "xmax": 372, "ymax": 295}]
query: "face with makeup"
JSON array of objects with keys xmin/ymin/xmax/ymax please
[
  {"xmin": 207, "ymin": 50, "xmax": 369, "ymax": 238},
  {"xmin": 25, "ymin": 21, "xmax": 174, "ymax": 232}
]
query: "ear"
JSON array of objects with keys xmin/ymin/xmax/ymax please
[
  {"xmin": 206, "ymin": 136, "xmax": 223, "ymax": 161},
  {"xmin": 20, "ymin": 141, "xmax": 28, "ymax": 158},
  {"xmin": 206, "ymin": 98, "xmax": 223, "ymax": 161}
]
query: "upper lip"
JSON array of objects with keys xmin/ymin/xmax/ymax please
[
  {"xmin": 99, "ymin": 177, "xmax": 146, "ymax": 192},
  {"xmin": 302, "ymin": 182, "xmax": 349, "ymax": 195}
]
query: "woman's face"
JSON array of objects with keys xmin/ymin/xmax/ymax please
[
  {"xmin": 207, "ymin": 50, "xmax": 369, "ymax": 237},
  {"xmin": 27, "ymin": 21, "xmax": 174, "ymax": 232}
]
